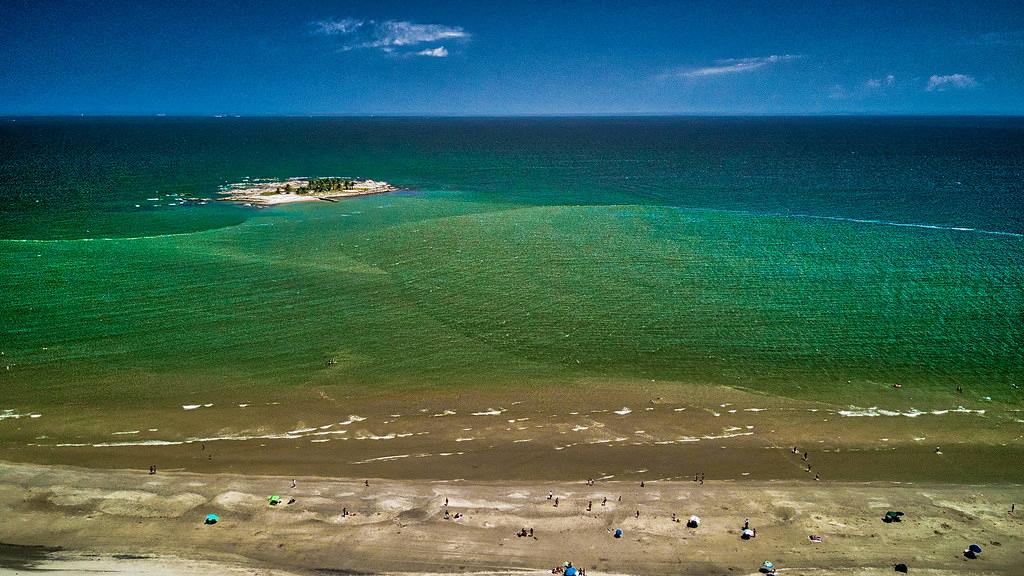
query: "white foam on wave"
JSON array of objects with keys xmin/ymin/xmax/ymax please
[
  {"xmin": 338, "ymin": 415, "xmax": 366, "ymax": 425},
  {"xmin": 55, "ymin": 431, "xmax": 309, "ymax": 448},
  {"xmin": 111, "ymin": 431, "xmax": 140, "ymax": 436},
  {"xmin": 839, "ymin": 406, "xmax": 986, "ymax": 418},
  {"xmin": 357, "ymin": 433, "xmax": 396, "ymax": 440},
  {"xmin": 350, "ymin": 454, "xmax": 412, "ymax": 464},
  {"xmin": 432, "ymin": 409, "xmax": 457, "ymax": 417},
  {"xmin": 182, "ymin": 405, "xmax": 201, "ymax": 410},
  {"xmin": 472, "ymin": 408, "xmax": 504, "ymax": 416},
  {"xmin": 2, "ymin": 409, "xmax": 41, "ymax": 421},
  {"xmin": 614, "ymin": 407, "xmax": 632, "ymax": 416},
  {"xmin": 702, "ymin": 432, "xmax": 754, "ymax": 440},
  {"xmin": 679, "ymin": 205, "xmax": 1024, "ymax": 239}
]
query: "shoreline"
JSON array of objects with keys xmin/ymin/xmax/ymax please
[
  {"xmin": 1, "ymin": 460, "xmax": 1021, "ymax": 575},
  {"xmin": 3, "ymin": 380, "xmax": 1021, "ymax": 484}
]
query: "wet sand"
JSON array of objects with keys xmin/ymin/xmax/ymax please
[
  {"xmin": 2, "ymin": 380, "xmax": 1022, "ymax": 483},
  {"xmin": 1, "ymin": 460, "xmax": 1022, "ymax": 575}
]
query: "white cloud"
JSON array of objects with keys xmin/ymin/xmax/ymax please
[
  {"xmin": 865, "ymin": 74, "xmax": 895, "ymax": 89},
  {"xmin": 313, "ymin": 18, "xmax": 361, "ymax": 35},
  {"xmin": 926, "ymin": 74, "xmax": 978, "ymax": 92},
  {"xmin": 415, "ymin": 46, "xmax": 449, "ymax": 58},
  {"xmin": 668, "ymin": 54, "xmax": 801, "ymax": 79},
  {"xmin": 311, "ymin": 19, "xmax": 469, "ymax": 54}
]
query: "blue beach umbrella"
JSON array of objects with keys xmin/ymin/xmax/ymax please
[
  {"xmin": 565, "ymin": 567, "xmax": 578, "ymax": 576},
  {"xmin": 204, "ymin": 514, "xmax": 219, "ymax": 524},
  {"xmin": 613, "ymin": 528, "xmax": 623, "ymax": 538},
  {"xmin": 968, "ymin": 544, "xmax": 983, "ymax": 554}
]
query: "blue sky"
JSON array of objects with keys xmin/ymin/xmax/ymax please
[{"xmin": 2, "ymin": 0, "xmax": 1023, "ymax": 115}]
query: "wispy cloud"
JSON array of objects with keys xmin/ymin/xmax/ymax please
[
  {"xmin": 415, "ymin": 47, "xmax": 449, "ymax": 58},
  {"xmin": 311, "ymin": 18, "xmax": 470, "ymax": 55},
  {"xmin": 926, "ymin": 73, "xmax": 978, "ymax": 92},
  {"xmin": 960, "ymin": 31, "xmax": 1024, "ymax": 47},
  {"xmin": 865, "ymin": 74, "xmax": 895, "ymax": 89},
  {"xmin": 830, "ymin": 74, "xmax": 896, "ymax": 101},
  {"xmin": 664, "ymin": 54, "xmax": 801, "ymax": 79}
]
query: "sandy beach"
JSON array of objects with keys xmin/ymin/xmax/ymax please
[
  {"xmin": 217, "ymin": 178, "xmax": 397, "ymax": 205},
  {"xmin": 1, "ymin": 460, "xmax": 1022, "ymax": 575}
]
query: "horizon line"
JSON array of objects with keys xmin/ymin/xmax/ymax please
[{"xmin": 4, "ymin": 112, "xmax": 1024, "ymax": 119}]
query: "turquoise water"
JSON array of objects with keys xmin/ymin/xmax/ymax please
[{"xmin": 1, "ymin": 117, "xmax": 1022, "ymax": 406}]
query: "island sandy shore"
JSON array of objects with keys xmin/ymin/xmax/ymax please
[
  {"xmin": 1, "ymin": 460, "xmax": 1022, "ymax": 575},
  {"xmin": 218, "ymin": 178, "xmax": 396, "ymax": 205}
]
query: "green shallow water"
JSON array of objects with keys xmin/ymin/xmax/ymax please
[{"xmin": 1, "ymin": 117, "xmax": 1022, "ymax": 408}]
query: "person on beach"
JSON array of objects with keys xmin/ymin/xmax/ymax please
[
  {"xmin": 602, "ymin": 497, "xmax": 607, "ymax": 506},
  {"xmin": 640, "ymin": 481, "xmax": 645, "ymax": 488},
  {"xmin": 342, "ymin": 507, "xmax": 348, "ymax": 517},
  {"xmin": 444, "ymin": 509, "xmax": 450, "ymax": 520},
  {"xmin": 149, "ymin": 465, "xmax": 156, "ymax": 475},
  {"xmin": 636, "ymin": 509, "xmax": 640, "ymax": 518},
  {"xmin": 587, "ymin": 500, "xmax": 592, "ymax": 511},
  {"xmin": 529, "ymin": 528, "xmax": 534, "ymax": 538},
  {"xmin": 548, "ymin": 491, "xmax": 553, "ymax": 500},
  {"xmin": 364, "ymin": 480, "xmax": 369, "ymax": 487},
  {"xmin": 554, "ymin": 497, "xmax": 559, "ymax": 507},
  {"xmin": 291, "ymin": 479, "xmax": 296, "ymax": 489},
  {"xmin": 743, "ymin": 518, "xmax": 749, "ymax": 530}
]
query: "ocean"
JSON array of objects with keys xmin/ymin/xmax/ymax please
[{"xmin": 1, "ymin": 116, "xmax": 1022, "ymax": 409}]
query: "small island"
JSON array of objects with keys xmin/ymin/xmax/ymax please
[{"xmin": 218, "ymin": 177, "xmax": 397, "ymax": 205}]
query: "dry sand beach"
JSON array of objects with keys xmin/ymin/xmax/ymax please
[{"xmin": 1, "ymin": 461, "xmax": 1022, "ymax": 576}]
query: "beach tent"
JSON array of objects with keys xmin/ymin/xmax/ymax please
[
  {"xmin": 687, "ymin": 515, "xmax": 700, "ymax": 528},
  {"xmin": 269, "ymin": 495, "xmax": 282, "ymax": 505},
  {"xmin": 565, "ymin": 567, "xmax": 578, "ymax": 576},
  {"xmin": 883, "ymin": 511, "xmax": 904, "ymax": 523},
  {"xmin": 741, "ymin": 528, "xmax": 755, "ymax": 540},
  {"xmin": 204, "ymin": 514, "xmax": 219, "ymax": 525},
  {"xmin": 894, "ymin": 563, "xmax": 909, "ymax": 573},
  {"xmin": 964, "ymin": 544, "xmax": 982, "ymax": 559},
  {"xmin": 613, "ymin": 528, "xmax": 623, "ymax": 538},
  {"xmin": 760, "ymin": 560, "xmax": 775, "ymax": 571}
]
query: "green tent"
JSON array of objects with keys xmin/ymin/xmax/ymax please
[{"xmin": 269, "ymin": 495, "xmax": 282, "ymax": 505}]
